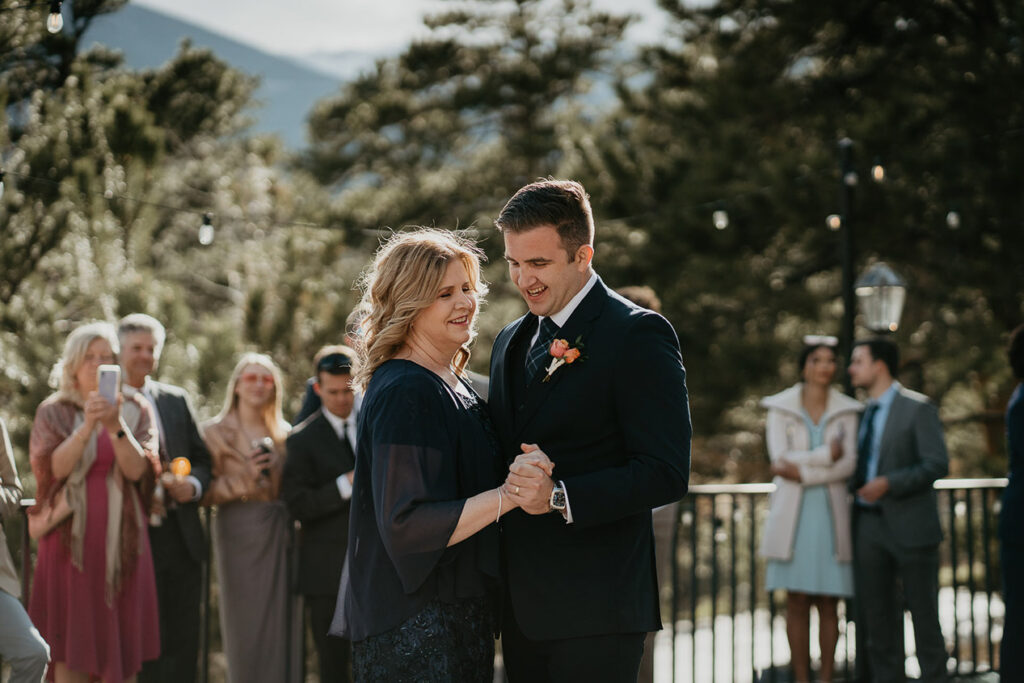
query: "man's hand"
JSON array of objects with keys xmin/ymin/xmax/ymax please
[
  {"xmin": 162, "ymin": 473, "xmax": 198, "ymax": 503},
  {"xmin": 505, "ymin": 444, "xmax": 555, "ymax": 515},
  {"xmin": 857, "ymin": 476, "xmax": 890, "ymax": 504},
  {"xmin": 770, "ymin": 459, "xmax": 801, "ymax": 482},
  {"xmin": 345, "ymin": 470, "xmax": 355, "ymax": 485}
]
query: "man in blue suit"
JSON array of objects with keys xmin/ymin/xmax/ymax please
[{"xmin": 490, "ymin": 179, "xmax": 691, "ymax": 682}]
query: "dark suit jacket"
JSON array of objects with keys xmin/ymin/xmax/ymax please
[
  {"xmin": 489, "ymin": 277, "xmax": 691, "ymax": 640},
  {"xmin": 149, "ymin": 381, "xmax": 212, "ymax": 563},
  {"xmin": 852, "ymin": 385, "xmax": 949, "ymax": 548},
  {"xmin": 282, "ymin": 411, "xmax": 355, "ymax": 596}
]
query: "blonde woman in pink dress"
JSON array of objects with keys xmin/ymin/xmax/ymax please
[{"xmin": 28, "ymin": 321, "xmax": 161, "ymax": 682}]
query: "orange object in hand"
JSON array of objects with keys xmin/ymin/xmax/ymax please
[{"xmin": 170, "ymin": 457, "xmax": 191, "ymax": 477}]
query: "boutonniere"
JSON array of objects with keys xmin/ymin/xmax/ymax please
[{"xmin": 542, "ymin": 336, "xmax": 585, "ymax": 382}]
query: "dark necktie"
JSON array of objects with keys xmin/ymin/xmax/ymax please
[
  {"xmin": 525, "ymin": 317, "xmax": 560, "ymax": 381},
  {"xmin": 338, "ymin": 422, "xmax": 355, "ymax": 463},
  {"xmin": 854, "ymin": 403, "xmax": 880, "ymax": 490}
]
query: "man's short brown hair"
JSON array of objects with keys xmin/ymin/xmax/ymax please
[{"xmin": 495, "ymin": 179, "xmax": 595, "ymax": 259}]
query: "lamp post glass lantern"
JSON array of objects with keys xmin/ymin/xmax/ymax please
[{"xmin": 855, "ymin": 262, "xmax": 906, "ymax": 333}]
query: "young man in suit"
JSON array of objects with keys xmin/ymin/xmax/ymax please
[
  {"xmin": 490, "ymin": 180, "xmax": 691, "ymax": 682},
  {"xmin": 281, "ymin": 346, "xmax": 357, "ymax": 683},
  {"xmin": 119, "ymin": 314, "xmax": 212, "ymax": 683},
  {"xmin": 848, "ymin": 337, "xmax": 950, "ymax": 682}
]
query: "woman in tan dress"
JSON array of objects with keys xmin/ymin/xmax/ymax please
[{"xmin": 202, "ymin": 353, "xmax": 297, "ymax": 682}]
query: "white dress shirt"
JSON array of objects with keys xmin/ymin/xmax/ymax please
[
  {"xmin": 525, "ymin": 271, "xmax": 597, "ymax": 523},
  {"xmin": 321, "ymin": 407, "xmax": 357, "ymax": 500}
]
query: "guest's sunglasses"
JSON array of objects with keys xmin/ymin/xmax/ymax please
[
  {"xmin": 317, "ymin": 353, "xmax": 352, "ymax": 374},
  {"xmin": 240, "ymin": 373, "xmax": 275, "ymax": 385}
]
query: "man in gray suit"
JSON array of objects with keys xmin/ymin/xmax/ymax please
[
  {"xmin": 848, "ymin": 337, "xmax": 949, "ymax": 682},
  {"xmin": 119, "ymin": 314, "xmax": 212, "ymax": 683}
]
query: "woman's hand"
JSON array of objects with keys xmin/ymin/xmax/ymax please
[
  {"xmin": 84, "ymin": 391, "xmax": 120, "ymax": 434},
  {"xmin": 830, "ymin": 434, "xmax": 843, "ymax": 462},
  {"xmin": 771, "ymin": 459, "xmax": 801, "ymax": 482},
  {"xmin": 248, "ymin": 445, "xmax": 274, "ymax": 484}
]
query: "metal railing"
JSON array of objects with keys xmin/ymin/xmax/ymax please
[
  {"xmin": 15, "ymin": 479, "xmax": 1009, "ymax": 682},
  {"xmin": 658, "ymin": 479, "xmax": 1007, "ymax": 682}
]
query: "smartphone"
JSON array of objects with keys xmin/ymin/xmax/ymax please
[{"xmin": 97, "ymin": 364, "xmax": 121, "ymax": 405}]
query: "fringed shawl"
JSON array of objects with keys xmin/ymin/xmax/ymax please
[{"xmin": 29, "ymin": 394, "xmax": 159, "ymax": 603}]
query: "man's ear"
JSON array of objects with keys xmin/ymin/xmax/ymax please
[
  {"xmin": 313, "ymin": 381, "xmax": 323, "ymax": 398},
  {"xmin": 575, "ymin": 244, "xmax": 594, "ymax": 271}
]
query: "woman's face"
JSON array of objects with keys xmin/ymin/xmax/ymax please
[
  {"xmin": 74, "ymin": 338, "xmax": 115, "ymax": 394},
  {"xmin": 802, "ymin": 346, "xmax": 838, "ymax": 387},
  {"xmin": 234, "ymin": 363, "xmax": 276, "ymax": 410},
  {"xmin": 408, "ymin": 259, "xmax": 478, "ymax": 355}
]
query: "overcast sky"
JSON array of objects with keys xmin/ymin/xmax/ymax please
[{"xmin": 133, "ymin": 0, "xmax": 666, "ymax": 56}]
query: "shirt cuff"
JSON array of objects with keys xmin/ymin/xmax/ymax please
[
  {"xmin": 560, "ymin": 479, "xmax": 574, "ymax": 524},
  {"xmin": 336, "ymin": 473, "xmax": 353, "ymax": 500},
  {"xmin": 187, "ymin": 475, "xmax": 203, "ymax": 501}
]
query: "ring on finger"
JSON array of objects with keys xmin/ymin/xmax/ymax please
[{"xmin": 514, "ymin": 486, "xmax": 520, "ymax": 495}]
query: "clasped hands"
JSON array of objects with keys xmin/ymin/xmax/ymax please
[
  {"xmin": 503, "ymin": 443, "xmax": 556, "ymax": 515},
  {"xmin": 771, "ymin": 433, "xmax": 845, "ymax": 482}
]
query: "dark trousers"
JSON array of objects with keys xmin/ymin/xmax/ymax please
[
  {"xmin": 853, "ymin": 509, "xmax": 948, "ymax": 682},
  {"xmin": 139, "ymin": 516, "xmax": 202, "ymax": 683},
  {"xmin": 501, "ymin": 603, "xmax": 645, "ymax": 683},
  {"xmin": 1002, "ymin": 538, "xmax": 1024, "ymax": 680},
  {"xmin": 308, "ymin": 594, "xmax": 352, "ymax": 683}
]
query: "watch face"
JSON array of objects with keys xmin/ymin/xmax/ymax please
[{"xmin": 550, "ymin": 487, "xmax": 566, "ymax": 510}]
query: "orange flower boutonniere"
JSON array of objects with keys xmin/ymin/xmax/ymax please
[{"xmin": 542, "ymin": 336, "xmax": 585, "ymax": 382}]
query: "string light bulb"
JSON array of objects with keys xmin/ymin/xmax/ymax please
[
  {"xmin": 946, "ymin": 210, "xmax": 961, "ymax": 230},
  {"xmin": 712, "ymin": 209, "xmax": 729, "ymax": 230},
  {"xmin": 198, "ymin": 213, "xmax": 214, "ymax": 245},
  {"xmin": 47, "ymin": 1, "xmax": 63, "ymax": 33},
  {"xmin": 871, "ymin": 161, "xmax": 885, "ymax": 182},
  {"xmin": 826, "ymin": 214, "xmax": 841, "ymax": 231}
]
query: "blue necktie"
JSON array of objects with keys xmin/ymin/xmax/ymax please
[
  {"xmin": 525, "ymin": 318, "xmax": 560, "ymax": 381},
  {"xmin": 854, "ymin": 403, "xmax": 879, "ymax": 489}
]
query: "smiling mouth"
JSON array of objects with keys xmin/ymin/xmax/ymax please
[
  {"xmin": 450, "ymin": 316, "xmax": 469, "ymax": 325},
  {"xmin": 526, "ymin": 285, "xmax": 547, "ymax": 297}
]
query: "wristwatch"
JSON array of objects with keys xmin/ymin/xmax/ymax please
[{"xmin": 549, "ymin": 483, "xmax": 566, "ymax": 512}]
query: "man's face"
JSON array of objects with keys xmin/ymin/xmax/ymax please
[
  {"xmin": 847, "ymin": 345, "xmax": 879, "ymax": 389},
  {"xmin": 503, "ymin": 225, "xmax": 593, "ymax": 318},
  {"xmin": 120, "ymin": 331, "xmax": 158, "ymax": 387},
  {"xmin": 316, "ymin": 372, "xmax": 355, "ymax": 419}
]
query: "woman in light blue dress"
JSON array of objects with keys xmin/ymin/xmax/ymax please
[{"xmin": 759, "ymin": 336, "xmax": 861, "ymax": 683}]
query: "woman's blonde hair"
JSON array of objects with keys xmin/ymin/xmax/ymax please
[
  {"xmin": 215, "ymin": 352, "xmax": 289, "ymax": 442},
  {"xmin": 51, "ymin": 321, "xmax": 120, "ymax": 406},
  {"xmin": 351, "ymin": 229, "xmax": 486, "ymax": 390}
]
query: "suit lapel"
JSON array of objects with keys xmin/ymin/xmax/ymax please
[
  {"xmin": 512, "ymin": 280, "xmax": 608, "ymax": 441},
  {"xmin": 877, "ymin": 390, "xmax": 907, "ymax": 471},
  {"xmin": 496, "ymin": 315, "xmax": 536, "ymax": 427}
]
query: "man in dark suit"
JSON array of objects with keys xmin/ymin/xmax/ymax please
[
  {"xmin": 848, "ymin": 337, "xmax": 950, "ymax": 682},
  {"xmin": 489, "ymin": 180, "xmax": 691, "ymax": 682},
  {"xmin": 282, "ymin": 346, "xmax": 357, "ymax": 683},
  {"xmin": 119, "ymin": 314, "xmax": 211, "ymax": 683}
]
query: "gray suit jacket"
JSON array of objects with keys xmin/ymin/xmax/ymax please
[{"xmin": 856, "ymin": 385, "xmax": 949, "ymax": 547}]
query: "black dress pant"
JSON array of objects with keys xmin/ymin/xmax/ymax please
[
  {"xmin": 501, "ymin": 603, "xmax": 645, "ymax": 683},
  {"xmin": 853, "ymin": 509, "xmax": 949, "ymax": 682},
  {"xmin": 139, "ymin": 514, "xmax": 202, "ymax": 683},
  {"xmin": 308, "ymin": 593, "xmax": 352, "ymax": 683}
]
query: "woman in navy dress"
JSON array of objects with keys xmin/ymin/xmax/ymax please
[
  {"xmin": 334, "ymin": 229, "xmax": 519, "ymax": 682},
  {"xmin": 1002, "ymin": 324, "xmax": 1024, "ymax": 679}
]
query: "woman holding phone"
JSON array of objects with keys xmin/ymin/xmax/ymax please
[
  {"xmin": 28, "ymin": 321, "xmax": 160, "ymax": 682},
  {"xmin": 202, "ymin": 353, "xmax": 297, "ymax": 682}
]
